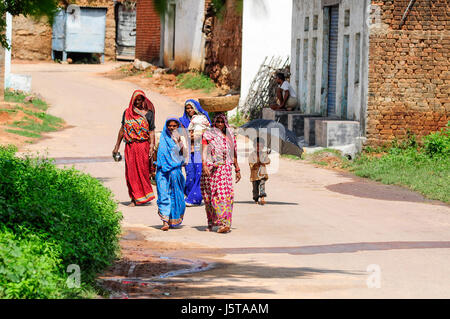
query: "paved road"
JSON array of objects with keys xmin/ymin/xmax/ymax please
[{"xmin": 14, "ymin": 63, "xmax": 450, "ymax": 298}]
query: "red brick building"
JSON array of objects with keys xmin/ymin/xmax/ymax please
[{"xmin": 135, "ymin": 0, "xmax": 161, "ymax": 64}]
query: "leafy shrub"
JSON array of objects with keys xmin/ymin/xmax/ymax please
[
  {"xmin": 0, "ymin": 145, "xmax": 122, "ymax": 292},
  {"xmin": 176, "ymin": 72, "xmax": 216, "ymax": 92},
  {"xmin": 0, "ymin": 226, "xmax": 68, "ymax": 299},
  {"xmin": 423, "ymin": 123, "xmax": 449, "ymax": 158}
]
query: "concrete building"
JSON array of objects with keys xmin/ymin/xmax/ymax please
[
  {"xmin": 281, "ymin": 0, "xmax": 449, "ymax": 148},
  {"xmin": 240, "ymin": 0, "xmax": 293, "ymax": 106},
  {"xmin": 161, "ymin": 0, "xmax": 208, "ymax": 71}
]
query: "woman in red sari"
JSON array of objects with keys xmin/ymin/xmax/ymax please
[{"xmin": 113, "ymin": 90, "xmax": 156, "ymax": 206}]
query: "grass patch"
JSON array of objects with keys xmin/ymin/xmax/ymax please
[
  {"xmin": 1, "ymin": 92, "xmax": 63, "ymax": 142},
  {"xmin": 350, "ymin": 148, "xmax": 449, "ymax": 203},
  {"xmin": 281, "ymin": 154, "xmax": 302, "ymax": 161},
  {"xmin": 4, "ymin": 129, "xmax": 41, "ymax": 138},
  {"xmin": 176, "ymin": 72, "xmax": 216, "ymax": 93},
  {"xmin": 5, "ymin": 90, "xmax": 49, "ymax": 111},
  {"xmin": 305, "ymin": 148, "xmax": 350, "ymax": 168},
  {"xmin": 228, "ymin": 110, "xmax": 249, "ymax": 127}
]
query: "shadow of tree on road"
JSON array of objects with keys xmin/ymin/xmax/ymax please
[{"xmin": 234, "ymin": 200, "xmax": 299, "ymax": 205}]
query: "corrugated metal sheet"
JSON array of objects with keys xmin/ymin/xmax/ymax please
[
  {"xmin": 116, "ymin": 4, "xmax": 136, "ymax": 58},
  {"xmin": 65, "ymin": 8, "xmax": 106, "ymax": 53},
  {"xmin": 327, "ymin": 5, "xmax": 339, "ymax": 116},
  {"xmin": 51, "ymin": 10, "xmax": 65, "ymax": 52}
]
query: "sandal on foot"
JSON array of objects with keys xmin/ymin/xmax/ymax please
[
  {"xmin": 161, "ymin": 223, "xmax": 169, "ymax": 231},
  {"xmin": 217, "ymin": 226, "xmax": 230, "ymax": 233}
]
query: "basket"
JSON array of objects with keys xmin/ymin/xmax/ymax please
[{"xmin": 198, "ymin": 95, "xmax": 240, "ymax": 113}]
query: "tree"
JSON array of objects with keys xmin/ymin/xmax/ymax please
[{"xmin": 0, "ymin": 0, "xmax": 61, "ymax": 48}]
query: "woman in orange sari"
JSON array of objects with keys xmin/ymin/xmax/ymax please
[{"xmin": 113, "ymin": 90, "xmax": 156, "ymax": 206}]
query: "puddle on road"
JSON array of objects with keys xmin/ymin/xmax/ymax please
[
  {"xmin": 53, "ymin": 156, "xmax": 115, "ymax": 165},
  {"xmin": 97, "ymin": 229, "xmax": 215, "ymax": 299}
]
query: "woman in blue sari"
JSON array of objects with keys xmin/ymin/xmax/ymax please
[
  {"xmin": 156, "ymin": 118, "xmax": 186, "ymax": 231},
  {"xmin": 179, "ymin": 99, "xmax": 211, "ymax": 206}
]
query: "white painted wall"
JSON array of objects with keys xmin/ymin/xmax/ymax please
[
  {"xmin": 4, "ymin": 12, "xmax": 12, "ymax": 89},
  {"xmin": 240, "ymin": 0, "xmax": 292, "ymax": 107},
  {"xmin": 162, "ymin": 0, "xmax": 206, "ymax": 71}
]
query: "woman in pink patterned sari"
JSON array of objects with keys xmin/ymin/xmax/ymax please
[{"xmin": 200, "ymin": 113, "xmax": 241, "ymax": 233}]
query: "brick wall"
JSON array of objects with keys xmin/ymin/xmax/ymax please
[
  {"xmin": 135, "ymin": 0, "xmax": 161, "ymax": 63},
  {"xmin": 366, "ymin": 0, "xmax": 449, "ymax": 146}
]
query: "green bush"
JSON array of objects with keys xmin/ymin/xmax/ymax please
[
  {"xmin": 423, "ymin": 122, "xmax": 449, "ymax": 158},
  {"xmin": 176, "ymin": 72, "xmax": 216, "ymax": 93},
  {"xmin": 0, "ymin": 226, "xmax": 67, "ymax": 299},
  {"xmin": 0, "ymin": 145, "xmax": 123, "ymax": 297}
]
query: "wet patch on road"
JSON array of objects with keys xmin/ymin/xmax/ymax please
[
  {"xmin": 97, "ymin": 228, "xmax": 216, "ymax": 299},
  {"xmin": 326, "ymin": 176, "xmax": 446, "ymax": 205},
  {"xmin": 53, "ymin": 156, "xmax": 115, "ymax": 165}
]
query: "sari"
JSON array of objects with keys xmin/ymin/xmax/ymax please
[
  {"xmin": 123, "ymin": 90, "xmax": 155, "ymax": 205},
  {"xmin": 200, "ymin": 113, "xmax": 237, "ymax": 228},
  {"xmin": 179, "ymin": 99, "xmax": 211, "ymax": 206},
  {"xmin": 156, "ymin": 118, "xmax": 186, "ymax": 227}
]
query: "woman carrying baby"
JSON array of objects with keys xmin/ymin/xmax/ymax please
[{"xmin": 179, "ymin": 99, "xmax": 211, "ymax": 206}]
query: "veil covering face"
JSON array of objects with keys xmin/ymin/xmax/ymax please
[{"xmin": 123, "ymin": 90, "xmax": 155, "ymax": 143}]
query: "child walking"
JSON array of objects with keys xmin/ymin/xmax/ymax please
[{"xmin": 248, "ymin": 137, "xmax": 271, "ymax": 205}]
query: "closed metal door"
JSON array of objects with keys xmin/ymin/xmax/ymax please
[
  {"xmin": 65, "ymin": 7, "xmax": 106, "ymax": 53},
  {"xmin": 52, "ymin": 9, "xmax": 66, "ymax": 52},
  {"xmin": 116, "ymin": 4, "xmax": 136, "ymax": 58},
  {"xmin": 327, "ymin": 5, "xmax": 339, "ymax": 116}
]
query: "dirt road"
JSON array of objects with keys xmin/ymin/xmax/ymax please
[{"xmin": 14, "ymin": 63, "xmax": 450, "ymax": 298}]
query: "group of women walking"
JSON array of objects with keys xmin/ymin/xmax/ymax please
[{"xmin": 113, "ymin": 90, "xmax": 241, "ymax": 234}]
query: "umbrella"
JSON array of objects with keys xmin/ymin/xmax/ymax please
[{"xmin": 238, "ymin": 119, "xmax": 303, "ymax": 157}]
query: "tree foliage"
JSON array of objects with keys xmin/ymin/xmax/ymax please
[{"xmin": 0, "ymin": 0, "xmax": 60, "ymax": 48}]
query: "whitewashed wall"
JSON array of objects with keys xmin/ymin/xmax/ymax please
[
  {"xmin": 162, "ymin": 0, "xmax": 206, "ymax": 71},
  {"xmin": 240, "ymin": 0, "xmax": 292, "ymax": 107}
]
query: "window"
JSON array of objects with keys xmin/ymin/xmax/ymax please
[
  {"xmin": 313, "ymin": 15, "xmax": 318, "ymax": 30},
  {"xmin": 304, "ymin": 16, "xmax": 310, "ymax": 32},
  {"xmin": 354, "ymin": 33, "xmax": 361, "ymax": 85},
  {"xmin": 344, "ymin": 9, "xmax": 350, "ymax": 27}
]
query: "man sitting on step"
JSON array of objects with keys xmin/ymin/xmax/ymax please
[{"xmin": 270, "ymin": 72, "xmax": 299, "ymax": 112}]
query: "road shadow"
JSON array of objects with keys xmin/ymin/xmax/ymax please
[
  {"xmin": 120, "ymin": 201, "xmax": 154, "ymax": 207},
  {"xmin": 96, "ymin": 177, "xmax": 113, "ymax": 183},
  {"xmin": 191, "ymin": 226, "xmax": 239, "ymax": 232},
  {"xmin": 147, "ymin": 225, "xmax": 187, "ymax": 231},
  {"xmin": 330, "ymin": 172, "xmax": 448, "ymax": 206},
  {"xmin": 234, "ymin": 200, "xmax": 299, "ymax": 206}
]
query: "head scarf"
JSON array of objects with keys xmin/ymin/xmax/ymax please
[
  {"xmin": 179, "ymin": 99, "xmax": 211, "ymax": 129},
  {"xmin": 156, "ymin": 118, "xmax": 185, "ymax": 173},
  {"xmin": 123, "ymin": 90, "xmax": 156, "ymax": 143},
  {"xmin": 203, "ymin": 113, "xmax": 236, "ymax": 165}
]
